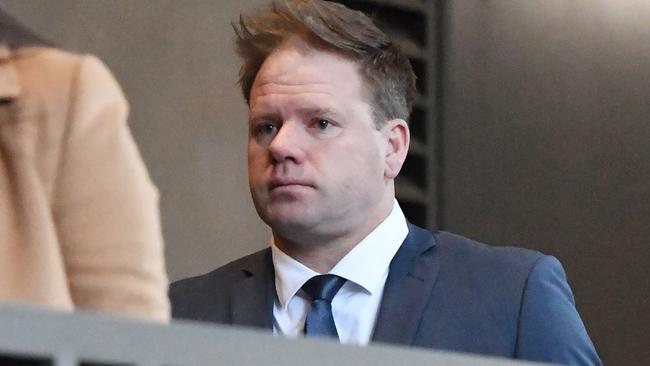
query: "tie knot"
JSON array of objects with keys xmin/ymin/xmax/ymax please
[{"xmin": 301, "ymin": 274, "xmax": 346, "ymax": 302}]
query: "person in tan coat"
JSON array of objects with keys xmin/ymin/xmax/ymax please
[{"xmin": 0, "ymin": 10, "xmax": 169, "ymax": 321}]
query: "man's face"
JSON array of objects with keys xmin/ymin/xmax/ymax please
[{"xmin": 247, "ymin": 39, "xmax": 395, "ymax": 242}]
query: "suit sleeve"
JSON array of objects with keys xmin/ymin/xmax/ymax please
[
  {"xmin": 51, "ymin": 55, "xmax": 170, "ymax": 321},
  {"xmin": 515, "ymin": 255, "xmax": 601, "ymax": 365}
]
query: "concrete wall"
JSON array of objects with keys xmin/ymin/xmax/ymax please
[{"xmin": 2, "ymin": 0, "xmax": 270, "ymax": 281}]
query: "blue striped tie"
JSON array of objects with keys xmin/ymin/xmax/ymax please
[{"xmin": 302, "ymin": 274, "xmax": 346, "ymax": 339}]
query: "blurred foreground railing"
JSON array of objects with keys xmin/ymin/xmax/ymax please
[{"xmin": 0, "ymin": 304, "xmax": 554, "ymax": 366}]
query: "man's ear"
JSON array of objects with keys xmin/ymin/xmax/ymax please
[{"xmin": 382, "ymin": 118, "xmax": 410, "ymax": 179}]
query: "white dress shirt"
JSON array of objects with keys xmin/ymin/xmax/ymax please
[{"xmin": 271, "ymin": 200, "xmax": 408, "ymax": 345}]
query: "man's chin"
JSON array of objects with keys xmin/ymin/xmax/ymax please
[
  {"xmin": 265, "ymin": 215, "xmax": 313, "ymax": 233},
  {"xmin": 261, "ymin": 208, "xmax": 317, "ymax": 235}
]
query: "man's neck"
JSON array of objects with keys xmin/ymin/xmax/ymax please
[{"xmin": 273, "ymin": 235, "xmax": 358, "ymax": 273}]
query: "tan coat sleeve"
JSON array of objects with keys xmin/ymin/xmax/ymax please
[{"xmin": 51, "ymin": 55, "xmax": 170, "ymax": 321}]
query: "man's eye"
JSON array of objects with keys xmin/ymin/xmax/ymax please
[
  {"xmin": 255, "ymin": 122, "xmax": 277, "ymax": 136},
  {"xmin": 317, "ymin": 119, "xmax": 331, "ymax": 130}
]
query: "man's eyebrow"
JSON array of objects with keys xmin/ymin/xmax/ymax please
[
  {"xmin": 249, "ymin": 110, "xmax": 281, "ymax": 123},
  {"xmin": 248, "ymin": 105, "xmax": 340, "ymax": 123},
  {"xmin": 295, "ymin": 106, "xmax": 337, "ymax": 116},
  {"xmin": 250, "ymin": 102, "xmax": 280, "ymax": 117}
]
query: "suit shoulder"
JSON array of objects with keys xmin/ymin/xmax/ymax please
[
  {"xmin": 13, "ymin": 46, "xmax": 81, "ymax": 68},
  {"xmin": 169, "ymin": 248, "xmax": 271, "ymax": 321},
  {"xmin": 12, "ymin": 46, "xmax": 127, "ymax": 128},
  {"xmin": 169, "ymin": 248, "xmax": 270, "ymax": 298},
  {"xmin": 13, "ymin": 47, "xmax": 110, "ymax": 88},
  {"xmin": 431, "ymin": 230, "xmax": 546, "ymax": 271},
  {"xmin": 422, "ymin": 230, "xmax": 556, "ymax": 325}
]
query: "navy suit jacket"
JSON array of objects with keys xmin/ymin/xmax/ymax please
[{"xmin": 170, "ymin": 224, "xmax": 601, "ymax": 365}]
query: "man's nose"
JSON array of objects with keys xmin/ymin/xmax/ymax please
[{"xmin": 268, "ymin": 122, "xmax": 306, "ymax": 164}]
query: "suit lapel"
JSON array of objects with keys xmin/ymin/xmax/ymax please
[
  {"xmin": 372, "ymin": 224, "xmax": 441, "ymax": 345},
  {"xmin": 230, "ymin": 248, "xmax": 276, "ymax": 329}
]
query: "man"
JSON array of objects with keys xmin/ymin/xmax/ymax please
[
  {"xmin": 170, "ymin": 1, "xmax": 601, "ymax": 364},
  {"xmin": 0, "ymin": 8, "xmax": 169, "ymax": 321}
]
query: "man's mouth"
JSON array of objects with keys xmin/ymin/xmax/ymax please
[{"xmin": 268, "ymin": 178, "xmax": 314, "ymax": 190}]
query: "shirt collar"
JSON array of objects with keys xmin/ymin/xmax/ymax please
[
  {"xmin": 271, "ymin": 243, "xmax": 319, "ymax": 310},
  {"xmin": 271, "ymin": 199, "xmax": 408, "ymax": 310}
]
